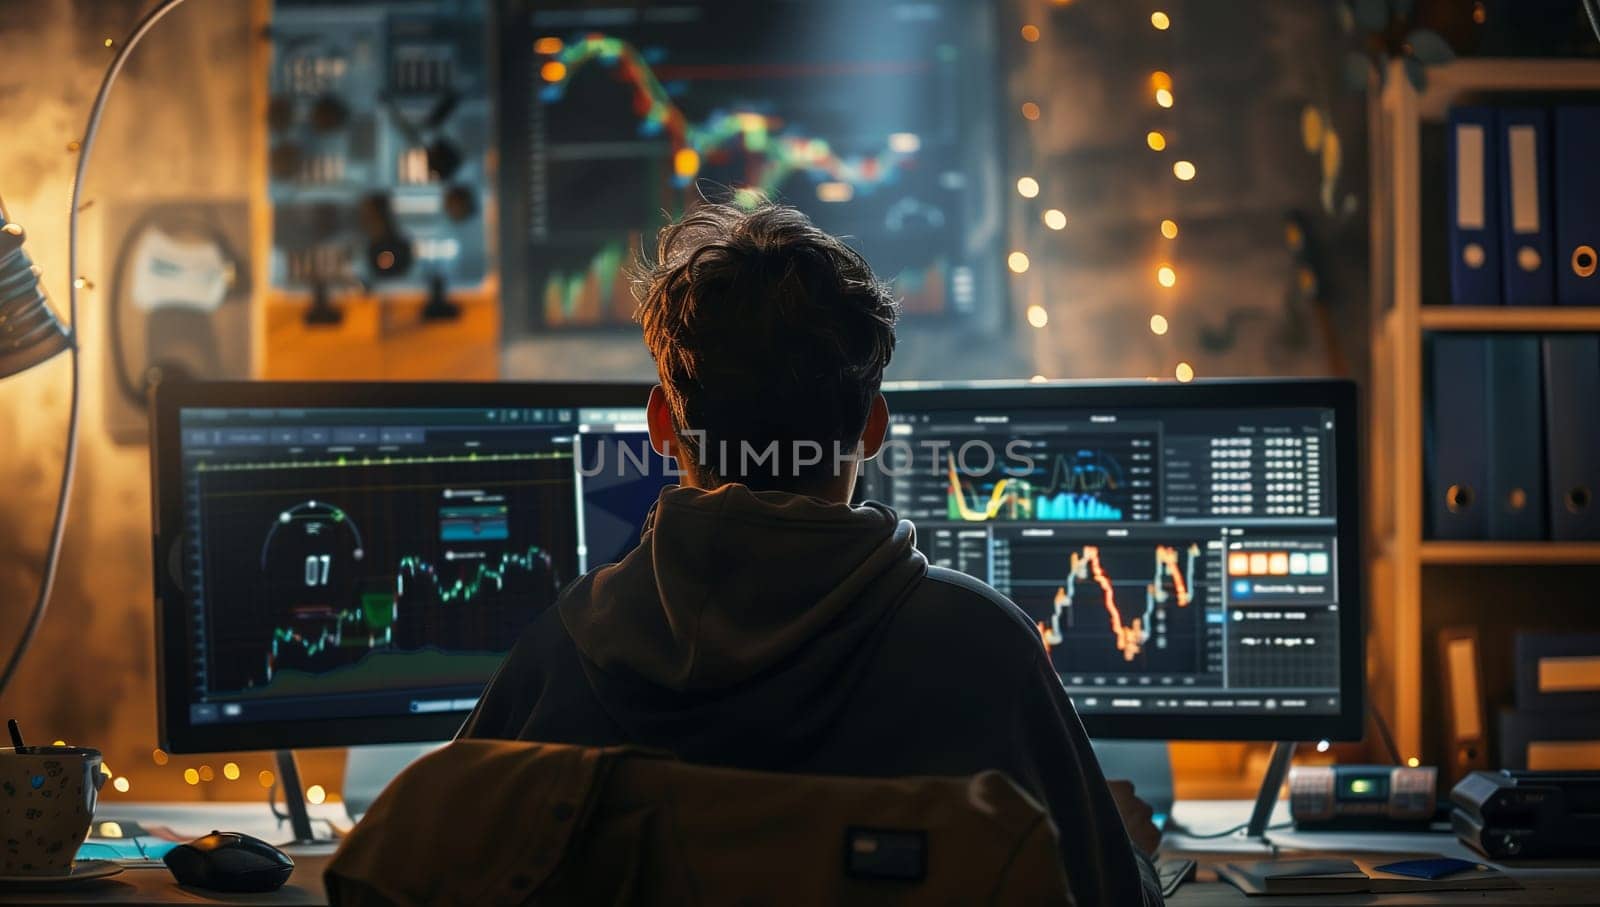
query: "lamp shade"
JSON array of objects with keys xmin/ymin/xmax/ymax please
[{"xmin": 0, "ymin": 206, "xmax": 71, "ymax": 379}]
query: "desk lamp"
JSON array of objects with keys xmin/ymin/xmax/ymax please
[{"xmin": 0, "ymin": 0, "xmax": 190, "ymax": 700}]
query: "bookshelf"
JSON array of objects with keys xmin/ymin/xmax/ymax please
[{"xmin": 1367, "ymin": 58, "xmax": 1600, "ymax": 764}]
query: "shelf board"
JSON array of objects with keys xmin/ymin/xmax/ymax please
[
  {"xmin": 1412, "ymin": 59, "xmax": 1600, "ymax": 119},
  {"xmin": 1420, "ymin": 541, "xmax": 1600, "ymax": 565},
  {"xmin": 1418, "ymin": 307, "xmax": 1600, "ymax": 331}
]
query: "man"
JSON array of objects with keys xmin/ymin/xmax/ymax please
[{"xmin": 461, "ymin": 202, "xmax": 1163, "ymax": 904}]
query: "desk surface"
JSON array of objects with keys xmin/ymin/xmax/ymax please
[
  {"xmin": 0, "ymin": 803, "xmax": 340, "ymax": 906},
  {"xmin": 3, "ymin": 799, "xmax": 1597, "ymax": 904},
  {"xmin": 1165, "ymin": 801, "xmax": 1600, "ymax": 905}
]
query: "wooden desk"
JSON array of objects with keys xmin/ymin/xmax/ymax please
[
  {"xmin": 0, "ymin": 803, "xmax": 341, "ymax": 906},
  {"xmin": 1165, "ymin": 801, "xmax": 1600, "ymax": 905},
  {"xmin": 0, "ymin": 857, "xmax": 331, "ymax": 906},
  {"xmin": 7, "ymin": 799, "xmax": 1598, "ymax": 904}
]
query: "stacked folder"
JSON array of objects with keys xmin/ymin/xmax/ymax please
[
  {"xmin": 1424, "ymin": 334, "xmax": 1600, "ymax": 540},
  {"xmin": 1446, "ymin": 105, "xmax": 1600, "ymax": 307},
  {"xmin": 1498, "ymin": 632, "xmax": 1600, "ymax": 771}
]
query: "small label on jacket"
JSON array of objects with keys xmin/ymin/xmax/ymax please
[{"xmin": 843, "ymin": 828, "xmax": 926, "ymax": 882}]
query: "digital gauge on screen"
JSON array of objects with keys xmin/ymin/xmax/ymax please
[{"xmin": 259, "ymin": 500, "xmax": 366, "ymax": 616}]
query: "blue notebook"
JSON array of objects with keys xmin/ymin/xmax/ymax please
[
  {"xmin": 1554, "ymin": 106, "xmax": 1600, "ymax": 306},
  {"xmin": 1484, "ymin": 336, "xmax": 1546, "ymax": 539},
  {"xmin": 1447, "ymin": 108, "xmax": 1502, "ymax": 306},
  {"xmin": 1498, "ymin": 108, "xmax": 1554, "ymax": 306},
  {"xmin": 1426, "ymin": 335, "xmax": 1489, "ymax": 539},
  {"xmin": 1541, "ymin": 334, "xmax": 1600, "ymax": 539}
]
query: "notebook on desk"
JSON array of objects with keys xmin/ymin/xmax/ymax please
[
  {"xmin": 1215, "ymin": 856, "xmax": 1518, "ymax": 895},
  {"xmin": 1214, "ymin": 859, "xmax": 1369, "ymax": 895}
]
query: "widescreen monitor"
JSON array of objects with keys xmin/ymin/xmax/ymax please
[{"xmin": 865, "ymin": 379, "xmax": 1363, "ymax": 742}]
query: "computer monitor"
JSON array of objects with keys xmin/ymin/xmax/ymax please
[
  {"xmin": 863, "ymin": 379, "xmax": 1363, "ymax": 743},
  {"xmin": 151, "ymin": 382, "xmax": 667, "ymax": 752},
  {"xmin": 496, "ymin": 0, "xmax": 1005, "ymax": 336}
]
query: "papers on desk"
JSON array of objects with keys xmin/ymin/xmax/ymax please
[
  {"xmin": 75, "ymin": 818, "xmax": 183, "ymax": 865},
  {"xmin": 1215, "ymin": 855, "xmax": 1518, "ymax": 895}
]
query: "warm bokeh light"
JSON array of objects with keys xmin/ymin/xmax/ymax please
[
  {"xmin": 1021, "ymin": 101, "xmax": 1041, "ymax": 121},
  {"xmin": 183, "ymin": 768, "xmax": 200, "ymax": 786},
  {"xmin": 1161, "ymin": 219, "xmax": 1179, "ymax": 239},
  {"xmin": 1157, "ymin": 265, "xmax": 1177, "ymax": 288},
  {"xmin": 52, "ymin": 740, "xmax": 65, "ymax": 747},
  {"xmin": 1150, "ymin": 314, "xmax": 1169, "ymax": 335},
  {"xmin": 1016, "ymin": 176, "xmax": 1040, "ymax": 198},
  {"xmin": 306, "ymin": 784, "xmax": 328, "ymax": 806},
  {"xmin": 1027, "ymin": 304, "xmax": 1050, "ymax": 328},
  {"xmin": 1175, "ymin": 362, "xmax": 1195, "ymax": 382},
  {"xmin": 1151, "ymin": 11, "xmax": 1171, "ymax": 30},
  {"xmin": 1316, "ymin": 739, "xmax": 1331, "ymax": 753},
  {"xmin": 1150, "ymin": 70, "xmax": 1173, "ymax": 91},
  {"xmin": 1155, "ymin": 88, "xmax": 1174, "ymax": 108},
  {"xmin": 198, "ymin": 765, "xmax": 215, "ymax": 782},
  {"xmin": 816, "ymin": 181, "xmax": 854, "ymax": 203},
  {"xmin": 1407, "ymin": 756, "xmax": 1421, "ymax": 768},
  {"xmin": 100, "ymin": 763, "xmax": 113, "ymax": 778},
  {"xmin": 1031, "ymin": 374, "xmax": 1049, "ymax": 383},
  {"xmin": 258, "ymin": 770, "xmax": 276, "ymax": 789},
  {"xmin": 673, "ymin": 147, "xmax": 700, "ymax": 179},
  {"xmin": 1020, "ymin": 24, "xmax": 1040, "ymax": 42},
  {"xmin": 539, "ymin": 60, "xmax": 567, "ymax": 83},
  {"xmin": 223, "ymin": 762, "xmax": 241, "ymax": 781},
  {"xmin": 152, "ymin": 748, "xmax": 169, "ymax": 766},
  {"xmin": 1042, "ymin": 208, "xmax": 1067, "ymax": 230},
  {"xmin": 1173, "ymin": 160, "xmax": 1196, "ymax": 181},
  {"xmin": 534, "ymin": 36, "xmax": 564, "ymax": 54},
  {"xmin": 1007, "ymin": 251, "xmax": 1031, "ymax": 274},
  {"xmin": 112, "ymin": 776, "xmax": 130, "ymax": 793},
  {"xmin": 1146, "ymin": 131, "xmax": 1166, "ymax": 151}
]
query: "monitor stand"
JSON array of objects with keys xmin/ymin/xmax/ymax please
[
  {"xmin": 273, "ymin": 750, "xmax": 331, "ymax": 845},
  {"xmin": 1241, "ymin": 740, "xmax": 1296, "ymax": 845},
  {"xmin": 342, "ymin": 742, "xmax": 440, "ymax": 821}
]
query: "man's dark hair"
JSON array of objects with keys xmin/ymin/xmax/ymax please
[{"xmin": 637, "ymin": 202, "xmax": 898, "ymax": 492}]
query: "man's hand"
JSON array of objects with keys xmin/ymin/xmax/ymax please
[{"xmin": 1107, "ymin": 779, "xmax": 1162, "ymax": 857}]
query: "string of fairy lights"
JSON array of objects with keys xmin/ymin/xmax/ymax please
[
  {"xmin": 1013, "ymin": 3, "xmax": 1196, "ymax": 383},
  {"xmin": 50, "ymin": 736, "xmax": 333, "ymax": 807}
]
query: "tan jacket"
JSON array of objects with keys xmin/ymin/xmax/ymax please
[{"xmin": 325, "ymin": 739, "xmax": 1074, "ymax": 906}]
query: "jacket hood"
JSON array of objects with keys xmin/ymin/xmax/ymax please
[{"xmin": 557, "ymin": 484, "xmax": 927, "ymax": 764}]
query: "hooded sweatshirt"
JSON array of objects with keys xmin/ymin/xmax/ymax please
[{"xmin": 460, "ymin": 484, "xmax": 1163, "ymax": 906}]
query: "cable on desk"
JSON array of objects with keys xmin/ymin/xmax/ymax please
[{"xmin": 1168, "ymin": 820, "xmax": 1293, "ymax": 840}]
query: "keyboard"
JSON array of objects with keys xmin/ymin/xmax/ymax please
[{"xmin": 1156, "ymin": 857, "xmax": 1197, "ymax": 897}]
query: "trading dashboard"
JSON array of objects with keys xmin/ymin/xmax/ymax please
[
  {"xmin": 860, "ymin": 400, "xmax": 1343, "ymax": 720},
  {"xmin": 497, "ymin": 0, "xmax": 1004, "ymax": 334},
  {"xmin": 175, "ymin": 403, "xmax": 663, "ymax": 729}
]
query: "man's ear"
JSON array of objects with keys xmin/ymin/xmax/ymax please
[
  {"xmin": 647, "ymin": 385, "xmax": 676, "ymax": 458},
  {"xmin": 861, "ymin": 393, "xmax": 889, "ymax": 460}
]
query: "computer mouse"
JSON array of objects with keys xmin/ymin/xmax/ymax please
[{"xmin": 163, "ymin": 830, "xmax": 295, "ymax": 893}]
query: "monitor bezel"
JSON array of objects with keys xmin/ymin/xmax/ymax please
[
  {"xmin": 877, "ymin": 378, "xmax": 1364, "ymax": 744},
  {"xmin": 150, "ymin": 380, "xmax": 656, "ymax": 754}
]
